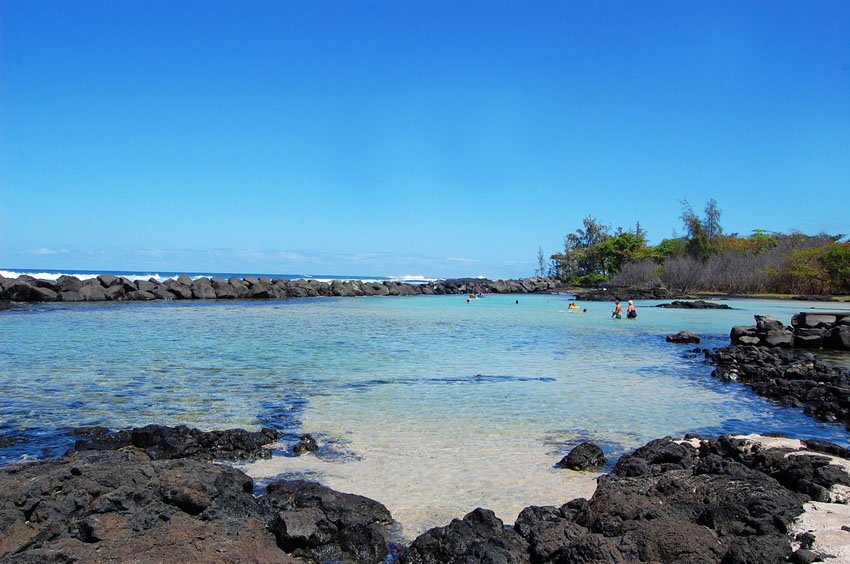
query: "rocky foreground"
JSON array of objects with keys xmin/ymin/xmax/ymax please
[
  {"xmin": 2, "ymin": 426, "xmax": 849, "ymax": 563},
  {"xmin": 0, "ymin": 274, "xmax": 566, "ymax": 304}
]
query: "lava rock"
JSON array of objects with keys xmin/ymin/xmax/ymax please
[
  {"xmin": 557, "ymin": 442, "xmax": 606, "ymax": 471},
  {"xmin": 666, "ymin": 331, "xmax": 701, "ymax": 344},
  {"xmin": 292, "ymin": 434, "xmax": 319, "ymax": 456}
]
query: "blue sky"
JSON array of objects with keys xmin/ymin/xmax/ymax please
[{"xmin": 1, "ymin": 1, "xmax": 848, "ymax": 279}]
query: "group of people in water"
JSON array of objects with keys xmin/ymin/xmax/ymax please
[{"xmin": 612, "ymin": 298, "xmax": 637, "ymax": 319}]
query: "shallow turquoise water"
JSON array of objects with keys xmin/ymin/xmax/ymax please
[{"xmin": 2, "ymin": 294, "xmax": 848, "ymax": 534}]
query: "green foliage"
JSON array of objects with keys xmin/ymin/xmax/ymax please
[
  {"xmin": 650, "ymin": 238, "xmax": 687, "ymax": 261},
  {"xmin": 572, "ymin": 273, "xmax": 609, "ymax": 286}
]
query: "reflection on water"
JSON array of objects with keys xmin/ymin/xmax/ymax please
[{"xmin": 1, "ymin": 295, "xmax": 848, "ymax": 536}]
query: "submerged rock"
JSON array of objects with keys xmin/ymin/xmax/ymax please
[
  {"xmin": 74, "ymin": 424, "xmax": 280, "ymax": 461},
  {"xmin": 666, "ymin": 331, "xmax": 701, "ymax": 344},
  {"xmin": 292, "ymin": 434, "xmax": 319, "ymax": 455},
  {"xmin": 557, "ymin": 442, "xmax": 606, "ymax": 471}
]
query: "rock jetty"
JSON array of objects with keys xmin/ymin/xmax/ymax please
[
  {"xmin": 574, "ymin": 286, "xmax": 680, "ymax": 302},
  {"xmin": 657, "ymin": 299, "xmax": 732, "ymax": 309},
  {"xmin": 0, "ymin": 274, "xmax": 567, "ymax": 304},
  {"xmin": 731, "ymin": 312, "xmax": 850, "ymax": 351},
  {"xmin": 3, "ymin": 426, "xmax": 849, "ymax": 562},
  {"xmin": 710, "ymin": 345, "xmax": 850, "ymax": 427}
]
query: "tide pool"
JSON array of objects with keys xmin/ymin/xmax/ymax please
[{"xmin": 1, "ymin": 294, "xmax": 848, "ymax": 537}]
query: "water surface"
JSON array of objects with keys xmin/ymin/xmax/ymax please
[{"xmin": 2, "ymin": 294, "xmax": 848, "ymax": 537}]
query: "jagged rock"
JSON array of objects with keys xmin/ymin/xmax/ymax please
[
  {"xmin": 191, "ymin": 278, "xmax": 217, "ymax": 300},
  {"xmin": 29, "ymin": 286, "xmax": 58, "ymax": 301},
  {"xmin": 710, "ymin": 345, "xmax": 850, "ymax": 425},
  {"xmin": 74, "ymin": 425, "xmax": 280, "ymax": 461},
  {"xmin": 824, "ymin": 325, "xmax": 850, "ymax": 351},
  {"xmin": 57, "ymin": 275, "xmax": 83, "ymax": 291},
  {"xmin": 764, "ymin": 329, "xmax": 794, "ymax": 347},
  {"xmin": 0, "ymin": 450, "xmax": 297, "ymax": 563},
  {"xmin": 755, "ymin": 314, "xmax": 785, "ymax": 332},
  {"xmin": 292, "ymin": 434, "xmax": 318, "ymax": 456},
  {"xmin": 557, "ymin": 442, "xmax": 606, "ymax": 470},
  {"xmin": 265, "ymin": 480, "xmax": 393, "ymax": 563},
  {"xmin": 165, "ymin": 280, "xmax": 193, "ymax": 299},
  {"xmin": 78, "ymin": 284, "xmax": 107, "ymax": 301},
  {"xmin": 400, "ymin": 507, "xmax": 530, "ymax": 563},
  {"xmin": 97, "ymin": 274, "xmax": 120, "ymax": 287},
  {"xmin": 666, "ymin": 331, "xmax": 701, "ymax": 344},
  {"xmin": 136, "ymin": 280, "xmax": 159, "ymax": 293}
]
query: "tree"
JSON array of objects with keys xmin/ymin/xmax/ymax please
[
  {"xmin": 680, "ymin": 199, "xmax": 722, "ymax": 261},
  {"xmin": 551, "ymin": 215, "xmax": 612, "ymax": 281},
  {"xmin": 535, "ymin": 247, "xmax": 547, "ymax": 277}
]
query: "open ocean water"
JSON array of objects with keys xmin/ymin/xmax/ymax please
[{"xmin": 1, "ymin": 292, "xmax": 849, "ymax": 538}]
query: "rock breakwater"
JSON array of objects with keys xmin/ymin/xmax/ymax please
[{"xmin": 0, "ymin": 274, "xmax": 567, "ymax": 304}]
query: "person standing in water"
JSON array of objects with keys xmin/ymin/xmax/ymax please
[
  {"xmin": 627, "ymin": 300, "xmax": 637, "ymax": 319},
  {"xmin": 612, "ymin": 299, "xmax": 622, "ymax": 319}
]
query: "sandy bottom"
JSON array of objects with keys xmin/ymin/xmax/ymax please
[{"xmin": 241, "ymin": 436, "xmax": 600, "ymax": 540}]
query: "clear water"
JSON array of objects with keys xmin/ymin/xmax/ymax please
[{"xmin": 2, "ymin": 295, "xmax": 848, "ymax": 538}]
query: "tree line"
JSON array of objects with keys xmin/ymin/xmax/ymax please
[{"xmin": 537, "ymin": 200, "xmax": 850, "ymax": 295}]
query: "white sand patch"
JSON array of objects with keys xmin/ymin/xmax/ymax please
[
  {"xmin": 728, "ymin": 433, "xmax": 804, "ymax": 452},
  {"xmin": 725, "ymin": 434, "xmax": 850, "ymax": 561},
  {"xmin": 791, "ymin": 501, "xmax": 850, "ymax": 561}
]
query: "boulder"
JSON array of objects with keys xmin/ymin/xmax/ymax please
[
  {"xmin": 136, "ymin": 280, "xmax": 159, "ymax": 293},
  {"xmin": 176, "ymin": 274, "xmax": 194, "ymax": 286},
  {"xmin": 78, "ymin": 284, "xmax": 107, "ymax": 301},
  {"xmin": 764, "ymin": 329, "xmax": 794, "ymax": 348},
  {"xmin": 292, "ymin": 434, "xmax": 318, "ymax": 455},
  {"xmin": 211, "ymin": 278, "xmax": 237, "ymax": 299},
  {"xmin": 104, "ymin": 285, "xmax": 126, "ymax": 301},
  {"xmin": 29, "ymin": 286, "xmax": 58, "ymax": 302},
  {"xmin": 165, "ymin": 281, "xmax": 193, "ymax": 299},
  {"xmin": 739, "ymin": 335, "xmax": 762, "ymax": 345},
  {"xmin": 3, "ymin": 281, "xmax": 33, "ymax": 301},
  {"xmin": 400, "ymin": 507, "xmax": 530, "ymax": 563},
  {"xmin": 666, "ymin": 331, "xmax": 701, "ymax": 344},
  {"xmin": 153, "ymin": 288, "xmax": 176, "ymax": 300},
  {"xmin": 755, "ymin": 314, "xmax": 785, "ymax": 332},
  {"xmin": 824, "ymin": 325, "xmax": 850, "ymax": 351},
  {"xmin": 60, "ymin": 290, "xmax": 83, "ymax": 302},
  {"xmin": 228, "ymin": 277, "xmax": 251, "ymax": 298},
  {"xmin": 57, "ymin": 275, "xmax": 83, "ymax": 292},
  {"xmin": 191, "ymin": 279, "xmax": 216, "ymax": 300},
  {"xmin": 794, "ymin": 328, "xmax": 825, "ymax": 349},
  {"xmin": 557, "ymin": 442, "xmax": 606, "ymax": 470},
  {"xmin": 265, "ymin": 480, "xmax": 393, "ymax": 564},
  {"xmin": 98, "ymin": 274, "xmax": 120, "ymax": 287}
]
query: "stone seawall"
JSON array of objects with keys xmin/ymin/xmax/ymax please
[
  {"xmin": 0, "ymin": 274, "xmax": 566, "ymax": 304},
  {"xmin": 731, "ymin": 312, "xmax": 850, "ymax": 351}
]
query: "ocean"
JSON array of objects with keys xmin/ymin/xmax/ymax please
[{"xmin": 1, "ymin": 289, "xmax": 849, "ymax": 538}]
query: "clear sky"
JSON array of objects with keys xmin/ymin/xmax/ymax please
[{"xmin": 1, "ymin": 1, "xmax": 848, "ymax": 279}]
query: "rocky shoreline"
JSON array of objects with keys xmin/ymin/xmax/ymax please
[
  {"xmin": 2, "ymin": 426, "xmax": 849, "ymax": 562},
  {"xmin": 0, "ymin": 274, "xmax": 568, "ymax": 304}
]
